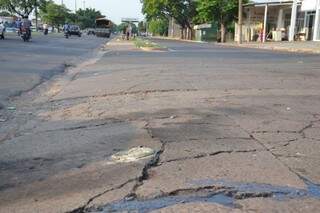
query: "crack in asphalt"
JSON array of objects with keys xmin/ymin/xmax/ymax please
[
  {"xmin": 67, "ymin": 121, "xmax": 166, "ymax": 213},
  {"xmin": 224, "ymin": 114, "xmax": 320, "ymax": 191},
  {"xmin": 49, "ymin": 88, "xmax": 199, "ymax": 104},
  {"xmin": 75, "ymin": 114, "xmax": 320, "ymax": 212},
  {"xmin": 251, "ymin": 130, "xmax": 298, "ymax": 134},
  {"xmin": 160, "ymin": 149, "xmax": 259, "ymax": 165},
  {"xmin": 68, "ymin": 178, "xmax": 137, "ymax": 213},
  {"xmin": 128, "ymin": 122, "xmax": 167, "ymax": 197},
  {"xmin": 251, "ymin": 118, "xmax": 320, "ymax": 141},
  {"xmin": 28, "ymin": 119, "xmax": 125, "ymax": 134},
  {"xmin": 299, "ymin": 119, "xmax": 320, "ymax": 139}
]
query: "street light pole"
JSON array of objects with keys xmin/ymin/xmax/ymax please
[
  {"xmin": 35, "ymin": 0, "xmax": 38, "ymax": 31},
  {"xmin": 238, "ymin": 0, "xmax": 243, "ymax": 44}
]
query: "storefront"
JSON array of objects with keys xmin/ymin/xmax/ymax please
[
  {"xmin": 301, "ymin": 0, "xmax": 320, "ymax": 40},
  {"xmin": 235, "ymin": 0, "xmax": 320, "ymax": 42}
]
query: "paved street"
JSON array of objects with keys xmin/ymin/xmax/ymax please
[
  {"xmin": 0, "ymin": 37, "xmax": 320, "ymax": 212},
  {"xmin": 0, "ymin": 33, "xmax": 105, "ymax": 108}
]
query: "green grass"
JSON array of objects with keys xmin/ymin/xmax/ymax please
[{"xmin": 134, "ymin": 38, "xmax": 166, "ymax": 49}]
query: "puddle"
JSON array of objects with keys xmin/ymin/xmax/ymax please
[
  {"xmin": 110, "ymin": 146, "xmax": 156, "ymax": 163},
  {"xmin": 93, "ymin": 178, "xmax": 320, "ymax": 213},
  {"xmin": 188, "ymin": 179, "xmax": 308, "ymax": 199},
  {"xmin": 300, "ymin": 177, "xmax": 320, "ymax": 198},
  {"xmin": 98, "ymin": 193, "xmax": 235, "ymax": 213}
]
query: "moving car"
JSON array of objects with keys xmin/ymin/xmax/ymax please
[{"xmin": 69, "ymin": 25, "xmax": 82, "ymax": 37}]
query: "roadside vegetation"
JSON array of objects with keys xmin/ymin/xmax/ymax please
[
  {"xmin": 141, "ymin": 0, "xmax": 245, "ymax": 42},
  {"xmin": 134, "ymin": 38, "xmax": 166, "ymax": 50},
  {"xmin": 0, "ymin": 0, "xmax": 107, "ymax": 31}
]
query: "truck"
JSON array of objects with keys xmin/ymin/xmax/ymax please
[{"xmin": 95, "ymin": 18, "xmax": 112, "ymax": 38}]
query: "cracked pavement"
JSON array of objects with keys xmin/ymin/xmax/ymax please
[{"xmin": 0, "ymin": 37, "xmax": 320, "ymax": 212}]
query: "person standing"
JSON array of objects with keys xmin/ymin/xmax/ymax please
[
  {"xmin": 43, "ymin": 23, "xmax": 48, "ymax": 35},
  {"xmin": 15, "ymin": 18, "xmax": 22, "ymax": 35},
  {"xmin": 122, "ymin": 26, "xmax": 126, "ymax": 40},
  {"xmin": 0, "ymin": 21, "xmax": 5, "ymax": 39},
  {"xmin": 126, "ymin": 25, "xmax": 132, "ymax": 40}
]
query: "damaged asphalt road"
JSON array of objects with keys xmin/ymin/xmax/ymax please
[
  {"xmin": 0, "ymin": 33, "xmax": 104, "ymax": 109},
  {"xmin": 0, "ymin": 38, "xmax": 320, "ymax": 212}
]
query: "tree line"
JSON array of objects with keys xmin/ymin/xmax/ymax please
[
  {"xmin": 141, "ymin": 0, "xmax": 243, "ymax": 42},
  {"xmin": 0, "ymin": 0, "xmax": 104, "ymax": 30}
]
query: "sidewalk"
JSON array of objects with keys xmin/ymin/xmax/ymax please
[
  {"xmin": 219, "ymin": 41, "xmax": 320, "ymax": 54},
  {"xmin": 105, "ymin": 37, "xmax": 137, "ymax": 51}
]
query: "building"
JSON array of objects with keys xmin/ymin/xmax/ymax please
[{"xmin": 234, "ymin": 0, "xmax": 320, "ymax": 42}]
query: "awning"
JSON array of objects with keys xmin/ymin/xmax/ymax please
[{"xmin": 301, "ymin": 0, "xmax": 317, "ymax": 11}]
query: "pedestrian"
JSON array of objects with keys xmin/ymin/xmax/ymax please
[
  {"xmin": 15, "ymin": 18, "xmax": 22, "ymax": 35},
  {"xmin": 0, "ymin": 21, "xmax": 5, "ymax": 40},
  {"xmin": 63, "ymin": 23, "xmax": 70, "ymax": 33},
  {"xmin": 122, "ymin": 26, "xmax": 126, "ymax": 40},
  {"xmin": 43, "ymin": 23, "xmax": 48, "ymax": 35},
  {"xmin": 126, "ymin": 25, "xmax": 132, "ymax": 40}
]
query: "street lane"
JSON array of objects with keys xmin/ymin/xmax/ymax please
[{"xmin": 0, "ymin": 33, "xmax": 106, "ymax": 107}]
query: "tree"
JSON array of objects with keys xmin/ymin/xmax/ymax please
[
  {"xmin": 117, "ymin": 22, "xmax": 128, "ymax": 33},
  {"xmin": 117, "ymin": 22, "xmax": 137, "ymax": 34},
  {"xmin": 40, "ymin": 1, "xmax": 69, "ymax": 31},
  {"xmin": 148, "ymin": 18, "xmax": 168, "ymax": 36},
  {"xmin": 196, "ymin": 0, "xmax": 240, "ymax": 42},
  {"xmin": 0, "ymin": 0, "xmax": 47, "ymax": 16},
  {"xmin": 75, "ymin": 8, "xmax": 102, "ymax": 29},
  {"xmin": 141, "ymin": 0, "xmax": 197, "ymax": 39}
]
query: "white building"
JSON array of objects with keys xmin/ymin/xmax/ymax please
[{"xmin": 235, "ymin": 0, "xmax": 320, "ymax": 42}]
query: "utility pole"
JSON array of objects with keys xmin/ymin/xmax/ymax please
[
  {"xmin": 35, "ymin": 0, "xmax": 38, "ymax": 31},
  {"xmin": 75, "ymin": 0, "xmax": 77, "ymax": 12},
  {"xmin": 83, "ymin": 0, "xmax": 86, "ymax": 9},
  {"xmin": 289, "ymin": 0, "xmax": 297, "ymax": 41},
  {"xmin": 238, "ymin": 0, "xmax": 243, "ymax": 44},
  {"xmin": 61, "ymin": 0, "xmax": 64, "ymax": 5}
]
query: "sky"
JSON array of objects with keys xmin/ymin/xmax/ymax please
[{"xmin": 54, "ymin": 0, "xmax": 145, "ymax": 24}]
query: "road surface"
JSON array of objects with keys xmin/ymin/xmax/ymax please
[
  {"xmin": 0, "ymin": 37, "xmax": 320, "ymax": 212},
  {"xmin": 0, "ymin": 33, "xmax": 105, "ymax": 108}
]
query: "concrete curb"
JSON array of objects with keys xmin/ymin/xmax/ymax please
[
  {"xmin": 151, "ymin": 36, "xmax": 209, "ymax": 44},
  {"xmin": 217, "ymin": 43, "xmax": 320, "ymax": 55},
  {"xmin": 140, "ymin": 47, "xmax": 168, "ymax": 52}
]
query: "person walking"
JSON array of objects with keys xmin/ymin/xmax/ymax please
[{"xmin": 126, "ymin": 25, "xmax": 132, "ymax": 40}]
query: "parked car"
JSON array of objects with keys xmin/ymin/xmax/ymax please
[
  {"xmin": 5, "ymin": 27, "xmax": 16, "ymax": 33},
  {"xmin": 0, "ymin": 24, "xmax": 5, "ymax": 39},
  {"xmin": 69, "ymin": 25, "xmax": 82, "ymax": 37}
]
